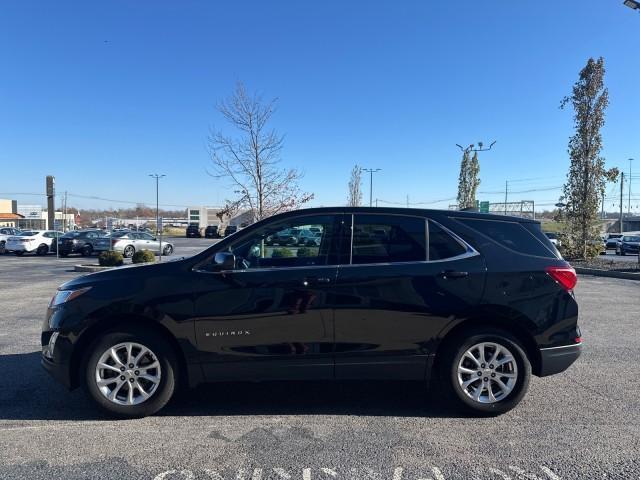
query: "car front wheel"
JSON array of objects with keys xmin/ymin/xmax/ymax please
[
  {"xmin": 83, "ymin": 328, "xmax": 178, "ymax": 418},
  {"xmin": 162, "ymin": 245, "xmax": 173, "ymax": 256},
  {"xmin": 123, "ymin": 245, "xmax": 135, "ymax": 258},
  {"xmin": 439, "ymin": 328, "xmax": 531, "ymax": 416}
]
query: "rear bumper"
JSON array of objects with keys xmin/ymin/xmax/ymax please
[{"xmin": 538, "ymin": 342, "xmax": 582, "ymax": 377}]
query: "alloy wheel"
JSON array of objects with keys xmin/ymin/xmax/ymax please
[
  {"xmin": 456, "ymin": 342, "xmax": 518, "ymax": 404},
  {"xmin": 94, "ymin": 342, "xmax": 162, "ymax": 406}
]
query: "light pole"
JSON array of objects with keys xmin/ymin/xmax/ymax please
[
  {"xmin": 362, "ymin": 168, "xmax": 381, "ymax": 207},
  {"xmin": 623, "ymin": 0, "xmax": 640, "ymax": 11},
  {"xmin": 149, "ymin": 174, "xmax": 165, "ymax": 258}
]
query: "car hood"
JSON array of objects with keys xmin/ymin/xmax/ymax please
[{"xmin": 59, "ymin": 257, "xmax": 189, "ymax": 291}]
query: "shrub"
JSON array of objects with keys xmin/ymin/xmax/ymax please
[
  {"xmin": 271, "ymin": 248, "xmax": 293, "ymax": 258},
  {"xmin": 98, "ymin": 251, "xmax": 124, "ymax": 267},
  {"xmin": 296, "ymin": 247, "xmax": 312, "ymax": 257},
  {"xmin": 132, "ymin": 249, "xmax": 156, "ymax": 264}
]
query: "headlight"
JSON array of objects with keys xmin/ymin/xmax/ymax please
[{"xmin": 49, "ymin": 286, "xmax": 92, "ymax": 307}]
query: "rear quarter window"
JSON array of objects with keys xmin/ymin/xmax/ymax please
[{"xmin": 457, "ymin": 218, "xmax": 557, "ymax": 258}]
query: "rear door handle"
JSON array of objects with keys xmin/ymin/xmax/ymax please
[
  {"xmin": 302, "ymin": 276, "xmax": 332, "ymax": 286},
  {"xmin": 438, "ymin": 270, "xmax": 469, "ymax": 279}
]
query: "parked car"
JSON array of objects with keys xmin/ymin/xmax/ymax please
[
  {"xmin": 616, "ymin": 234, "xmax": 640, "ymax": 255},
  {"xmin": 297, "ymin": 229, "xmax": 322, "ymax": 246},
  {"xmin": 42, "ymin": 207, "xmax": 580, "ymax": 418},
  {"xmin": 110, "ymin": 231, "xmax": 174, "ymax": 258},
  {"xmin": 204, "ymin": 225, "xmax": 219, "ymax": 239},
  {"xmin": 544, "ymin": 232, "xmax": 561, "ymax": 248},
  {"xmin": 186, "ymin": 224, "xmax": 201, "ymax": 238},
  {"xmin": 0, "ymin": 227, "xmax": 21, "ymax": 253},
  {"xmin": 224, "ymin": 225, "xmax": 238, "ymax": 237},
  {"xmin": 605, "ymin": 233, "xmax": 623, "ymax": 250},
  {"xmin": 57, "ymin": 230, "xmax": 110, "ymax": 257},
  {"xmin": 265, "ymin": 227, "xmax": 300, "ymax": 245},
  {"xmin": 6, "ymin": 230, "xmax": 61, "ymax": 256}
]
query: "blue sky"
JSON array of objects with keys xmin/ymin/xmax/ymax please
[{"xmin": 1, "ymin": 1, "xmax": 639, "ymax": 213}]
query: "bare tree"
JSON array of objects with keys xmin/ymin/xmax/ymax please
[
  {"xmin": 347, "ymin": 164, "xmax": 363, "ymax": 206},
  {"xmin": 208, "ymin": 82, "xmax": 313, "ymax": 223}
]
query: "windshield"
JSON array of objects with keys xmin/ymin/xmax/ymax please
[{"xmin": 624, "ymin": 236, "xmax": 640, "ymax": 242}]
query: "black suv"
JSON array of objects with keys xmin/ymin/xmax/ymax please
[
  {"xmin": 42, "ymin": 208, "xmax": 580, "ymax": 418},
  {"xmin": 204, "ymin": 225, "xmax": 219, "ymax": 238},
  {"xmin": 57, "ymin": 230, "xmax": 109, "ymax": 257},
  {"xmin": 186, "ymin": 224, "xmax": 201, "ymax": 238}
]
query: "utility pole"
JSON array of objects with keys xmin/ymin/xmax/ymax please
[
  {"xmin": 362, "ymin": 168, "xmax": 381, "ymax": 207},
  {"xmin": 149, "ymin": 174, "xmax": 166, "ymax": 259},
  {"xmin": 620, "ymin": 172, "xmax": 625, "ymax": 233},
  {"xmin": 504, "ymin": 180, "xmax": 508, "ymax": 215},
  {"xmin": 629, "ymin": 158, "xmax": 634, "ymax": 218},
  {"xmin": 63, "ymin": 191, "xmax": 68, "ymax": 232}
]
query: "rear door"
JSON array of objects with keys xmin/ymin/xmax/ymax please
[{"xmin": 332, "ymin": 214, "xmax": 486, "ymax": 380}]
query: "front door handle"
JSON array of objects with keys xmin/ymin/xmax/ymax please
[
  {"xmin": 438, "ymin": 270, "xmax": 469, "ymax": 279},
  {"xmin": 302, "ymin": 276, "xmax": 332, "ymax": 286}
]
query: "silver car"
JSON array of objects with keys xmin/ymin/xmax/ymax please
[{"xmin": 110, "ymin": 231, "xmax": 174, "ymax": 258}]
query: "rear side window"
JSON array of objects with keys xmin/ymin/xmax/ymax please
[
  {"xmin": 458, "ymin": 218, "xmax": 556, "ymax": 258},
  {"xmin": 428, "ymin": 221, "xmax": 468, "ymax": 260},
  {"xmin": 352, "ymin": 214, "xmax": 426, "ymax": 264}
]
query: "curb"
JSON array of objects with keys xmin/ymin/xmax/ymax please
[
  {"xmin": 74, "ymin": 264, "xmax": 116, "ymax": 272},
  {"xmin": 575, "ymin": 267, "xmax": 640, "ymax": 281}
]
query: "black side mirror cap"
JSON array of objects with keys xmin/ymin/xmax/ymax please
[{"xmin": 214, "ymin": 252, "xmax": 235, "ymax": 270}]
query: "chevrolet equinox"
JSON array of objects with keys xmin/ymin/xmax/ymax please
[{"xmin": 42, "ymin": 207, "xmax": 581, "ymax": 417}]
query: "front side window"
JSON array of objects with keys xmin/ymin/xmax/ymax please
[
  {"xmin": 227, "ymin": 215, "xmax": 342, "ymax": 269},
  {"xmin": 351, "ymin": 214, "xmax": 426, "ymax": 264}
]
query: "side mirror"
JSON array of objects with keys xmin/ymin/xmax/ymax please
[{"xmin": 213, "ymin": 251, "xmax": 236, "ymax": 270}]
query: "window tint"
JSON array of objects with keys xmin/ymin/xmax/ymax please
[
  {"xmin": 228, "ymin": 215, "xmax": 340, "ymax": 269},
  {"xmin": 459, "ymin": 218, "xmax": 556, "ymax": 258},
  {"xmin": 428, "ymin": 221, "xmax": 467, "ymax": 260},
  {"xmin": 352, "ymin": 214, "xmax": 426, "ymax": 264}
]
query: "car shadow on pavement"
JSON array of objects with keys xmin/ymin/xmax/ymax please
[{"xmin": 0, "ymin": 352, "xmax": 469, "ymax": 421}]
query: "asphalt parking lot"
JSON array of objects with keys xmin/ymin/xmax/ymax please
[{"xmin": 0, "ymin": 240, "xmax": 639, "ymax": 480}]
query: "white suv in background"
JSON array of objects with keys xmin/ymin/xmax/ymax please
[{"xmin": 6, "ymin": 230, "xmax": 61, "ymax": 256}]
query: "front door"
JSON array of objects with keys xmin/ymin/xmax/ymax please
[
  {"xmin": 192, "ymin": 213, "xmax": 346, "ymax": 381},
  {"xmin": 332, "ymin": 214, "xmax": 486, "ymax": 380}
]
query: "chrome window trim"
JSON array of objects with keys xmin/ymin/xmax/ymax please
[{"xmin": 540, "ymin": 342, "xmax": 582, "ymax": 351}]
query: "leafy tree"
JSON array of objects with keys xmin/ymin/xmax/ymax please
[
  {"xmin": 456, "ymin": 150, "xmax": 480, "ymax": 210},
  {"xmin": 208, "ymin": 82, "xmax": 313, "ymax": 223},
  {"xmin": 347, "ymin": 164, "xmax": 363, "ymax": 206},
  {"xmin": 560, "ymin": 57, "xmax": 619, "ymax": 258}
]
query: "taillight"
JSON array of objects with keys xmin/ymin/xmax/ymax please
[{"xmin": 545, "ymin": 266, "xmax": 577, "ymax": 291}]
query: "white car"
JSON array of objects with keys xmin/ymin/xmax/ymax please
[
  {"xmin": 0, "ymin": 227, "xmax": 21, "ymax": 254},
  {"xmin": 6, "ymin": 230, "xmax": 61, "ymax": 256}
]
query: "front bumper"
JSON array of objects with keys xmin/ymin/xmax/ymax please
[
  {"xmin": 538, "ymin": 342, "xmax": 582, "ymax": 377},
  {"xmin": 41, "ymin": 355, "xmax": 73, "ymax": 389}
]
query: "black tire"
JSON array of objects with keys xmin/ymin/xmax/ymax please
[
  {"xmin": 438, "ymin": 328, "xmax": 531, "ymax": 416},
  {"xmin": 83, "ymin": 327, "xmax": 178, "ymax": 418},
  {"xmin": 60, "ymin": 251, "xmax": 69, "ymax": 258},
  {"xmin": 620, "ymin": 249, "xmax": 626, "ymax": 256},
  {"xmin": 123, "ymin": 245, "xmax": 135, "ymax": 258},
  {"xmin": 36, "ymin": 244, "xmax": 49, "ymax": 256},
  {"xmin": 162, "ymin": 245, "xmax": 173, "ymax": 256},
  {"xmin": 82, "ymin": 244, "xmax": 93, "ymax": 257},
  {"xmin": 0, "ymin": 241, "xmax": 5, "ymax": 254},
  {"xmin": 14, "ymin": 250, "xmax": 24, "ymax": 256}
]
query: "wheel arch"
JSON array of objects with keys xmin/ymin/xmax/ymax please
[
  {"xmin": 433, "ymin": 306, "xmax": 542, "ymax": 377},
  {"xmin": 69, "ymin": 314, "xmax": 189, "ymax": 390}
]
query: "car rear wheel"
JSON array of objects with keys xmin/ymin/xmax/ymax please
[
  {"xmin": 36, "ymin": 244, "xmax": 49, "ymax": 256},
  {"xmin": 439, "ymin": 328, "xmax": 531, "ymax": 416},
  {"xmin": 123, "ymin": 245, "xmax": 135, "ymax": 258},
  {"xmin": 82, "ymin": 245, "xmax": 93, "ymax": 256},
  {"xmin": 83, "ymin": 328, "xmax": 178, "ymax": 418}
]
